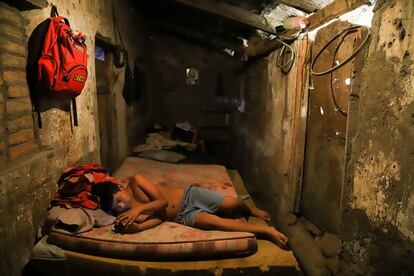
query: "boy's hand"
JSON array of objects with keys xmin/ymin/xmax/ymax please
[{"xmin": 116, "ymin": 206, "xmax": 142, "ymax": 226}]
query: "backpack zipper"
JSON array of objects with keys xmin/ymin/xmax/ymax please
[
  {"xmin": 63, "ymin": 65, "xmax": 87, "ymax": 82},
  {"xmin": 44, "ymin": 55, "xmax": 58, "ymax": 87}
]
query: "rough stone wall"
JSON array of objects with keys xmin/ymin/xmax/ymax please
[
  {"xmin": 342, "ymin": 0, "xmax": 414, "ymax": 274},
  {"xmin": 230, "ymin": 39, "xmax": 308, "ymax": 220},
  {"xmin": 0, "ymin": 1, "xmax": 148, "ymax": 275}
]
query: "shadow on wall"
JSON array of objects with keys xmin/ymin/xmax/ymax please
[{"xmin": 341, "ymin": 208, "xmax": 414, "ymax": 275}]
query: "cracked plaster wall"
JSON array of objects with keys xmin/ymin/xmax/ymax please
[{"xmin": 342, "ymin": 0, "xmax": 414, "ymax": 274}]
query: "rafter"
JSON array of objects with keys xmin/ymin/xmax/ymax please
[
  {"xmin": 247, "ymin": 0, "xmax": 370, "ymax": 58},
  {"xmin": 278, "ymin": 0, "xmax": 321, "ymax": 13},
  {"xmin": 144, "ymin": 18, "xmax": 239, "ymax": 55},
  {"xmin": 175, "ymin": 0, "xmax": 276, "ymax": 34},
  {"xmin": 4, "ymin": 0, "xmax": 47, "ymax": 10}
]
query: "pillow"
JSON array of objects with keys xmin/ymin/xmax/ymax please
[
  {"xmin": 132, "ymin": 144, "xmax": 156, "ymax": 153},
  {"xmin": 138, "ymin": 150, "xmax": 186, "ymax": 163}
]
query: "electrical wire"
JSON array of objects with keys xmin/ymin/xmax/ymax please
[
  {"xmin": 112, "ymin": 0, "xmax": 118, "ymax": 46},
  {"xmin": 112, "ymin": 0, "xmax": 126, "ymax": 68},
  {"xmin": 275, "ymin": 38, "xmax": 295, "ymax": 74},
  {"xmin": 112, "ymin": 0, "xmax": 125, "ymax": 50},
  {"xmin": 329, "ymin": 34, "xmax": 349, "ymax": 116},
  {"xmin": 311, "ymin": 25, "xmax": 371, "ymax": 76},
  {"xmin": 327, "ymin": 26, "xmax": 369, "ymax": 116},
  {"xmin": 279, "ymin": 28, "xmax": 303, "ymax": 41}
]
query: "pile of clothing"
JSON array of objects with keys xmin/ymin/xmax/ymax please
[
  {"xmin": 31, "ymin": 164, "xmax": 119, "ymax": 273},
  {"xmin": 51, "ymin": 164, "xmax": 118, "ymax": 209}
]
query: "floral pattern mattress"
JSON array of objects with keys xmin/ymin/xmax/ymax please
[{"xmin": 49, "ymin": 157, "xmax": 257, "ymax": 260}]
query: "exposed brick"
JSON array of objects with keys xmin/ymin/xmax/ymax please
[
  {"xmin": 0, "ymin": 23, "xmax": 24, "ymax": 41},
  {"xmin": 7, "ymin": 84, "xmax": 29, "ymax": 98},
  {"xmin": 8, "ymin": 129, "xmax": 34, "ymax": 145},
  {"xmin": 9, "ymin": 140, "xmax": 37, "ymax": 160},
  {"xmin": 6, "ymin": 98, "xmax": 32, "ymax": 118},
  {"xmin": 0, "ymin": 4, "xmax": 23, "ymax": 27},
  {"xmin": 3, "ymin": 71, "xmax": 26, "ymax": 83},
  {"xmin": 0, "ymin": 40, "xmax": 26, "ymax": 56},
  {"xmin": 0, "ymin": 54, "xmax": 26, "ymax": 69},
  {"xmin": 7, "ymin": 115, "xmax": 33, "ymax": 133}
]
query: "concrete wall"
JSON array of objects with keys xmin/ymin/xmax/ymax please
[
  {"xmin": 147, "ymin": 33, "xmax": 239, "ymax": 129},
  {"xmin": 23, "ymin": 0, "xmax": 149, "ymax": 171},
  {"xmin": 230, "ymin": 39, "xmax": 309, "ymax": 220},
  {"xmin": 0, "ymin": 1, "xmax": 149, "ymax": 274},
  {"xmin": 342, "ymin": 0, "xmax": 414, "ymax": 274}
]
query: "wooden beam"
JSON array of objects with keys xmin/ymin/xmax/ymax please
[
  {"xmin": 175, "ymin": 0, "xmax": 276, "ymax": 34},
  {"xmin": 24, "ymin": 0, "xmax": 47, "ymax": 8},
  {"xmin": 4, "ymin": 0, "xmax": 48, "ymax": 10},
  {"xmin": 144, "ymin": 18, "xmax": 239, "ymax": 55},
  {"xmin": 247, "ymin": 0, "xmax": 370, "ymax": 58},
  {"xmin": 307, "ymin": 0, "xmax": 368, "ymax": 31},
  {"xmin": 279, "ymin": 0, "xmax": 320, "ymax": 13}
]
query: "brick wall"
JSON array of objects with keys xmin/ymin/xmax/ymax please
[
  {"xmin": 0, "ymin": 3, "xmax": 52, "ymax": 276},
  {"xmin": 0, "ymin": 2, "xmax": 38, "ymax": 168}
]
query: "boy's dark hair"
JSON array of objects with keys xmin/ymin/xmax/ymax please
[{"xmin": 91, "ymin": 182, "xmax": 120, "ymax": 213}]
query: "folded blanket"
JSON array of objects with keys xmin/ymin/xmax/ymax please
[{"xmin": 42, "ymin": 206, "xmax": 116, "ymax": 235}]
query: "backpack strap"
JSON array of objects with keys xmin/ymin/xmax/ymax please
[
  {"xmin": 51, "ymin": 4, "xmax": 59, "ymax": 17},
  {"xmin": 35, "ymin": 97, "xmax": 43, "ymax": 128},
  {"xmin": 72, "ymin": 98, "xmax": 78, "ymax": 126},
  {"xmin": 51, "ymin": 5, "xmax": 70, "ymax": 26}
]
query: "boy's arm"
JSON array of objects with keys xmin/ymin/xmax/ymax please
[
  {"xmin": 116, "ymin": 217, "xmax": 162, "ymax": 234},
  {"xmin": 128, "ymin": 179, "xmax": 150, "ymax": 203},
  {"xmin": 117, "ymin": 175, "xmax": 168, "ymax": 226},
  {"xmin": 132, "ymin": 175, "xmax": 165, "ymax": 202}
]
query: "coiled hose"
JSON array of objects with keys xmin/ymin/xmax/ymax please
[
  {"xmin": 311, "ymin": 25, "xmax": 371, "ymax": 76},
  {"xmin": 311, "ymin": 25, "xmax": 371, "ymax": 116},
  {"xmin": 276, "ymin": 39, "xmax": 296, "ymax": 74}
]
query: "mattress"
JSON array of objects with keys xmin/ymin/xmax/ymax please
[{"xmin": 48, "ymin": 157, "xmax": 258, "ymax": 260}]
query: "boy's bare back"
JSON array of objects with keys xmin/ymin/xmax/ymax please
[{"xmin": 128, "ymin": 175, "xmax": 186, "ymax": 220}]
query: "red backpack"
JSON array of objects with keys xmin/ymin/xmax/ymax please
[{"xmin": 38, "ymin": 16, "xmax": 87, "ymax": 102}]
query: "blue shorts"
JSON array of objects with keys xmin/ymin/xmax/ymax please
[{"xmin": 174, "ymin": 186, "xmax": 225, "ymax": 227}]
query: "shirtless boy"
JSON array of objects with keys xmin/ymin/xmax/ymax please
[{"xmin": 95, "ymin": 175, "xmax": 288, "ymax": 248}]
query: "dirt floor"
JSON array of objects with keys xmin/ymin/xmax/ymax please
[{"xmin": 56, "ymin": 170, "xmax": 301, "ymax": 276}]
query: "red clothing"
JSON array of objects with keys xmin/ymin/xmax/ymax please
[{"xmin": 52, "ymin": 164, "xmax": 118, "ymax": 209}]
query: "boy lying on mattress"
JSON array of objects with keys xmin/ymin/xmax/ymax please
[{"xmin": 92, "ymin": 175, "xmax": 288, "ymax": 248}]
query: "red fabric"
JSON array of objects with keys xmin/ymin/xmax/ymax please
[
  {"xmin": 52, "ymin": 164, "xmax": 118, "ymax": 209},
  {"xmin": 38, "ymin": 16, "xmax": 88, "ymax": 100}
]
